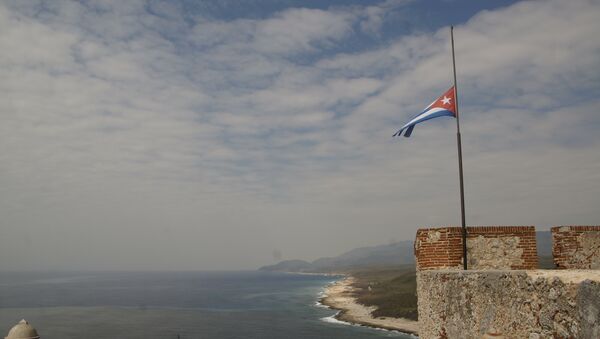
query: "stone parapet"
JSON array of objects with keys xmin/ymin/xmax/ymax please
[
  {"xmin": 416, "ymin": 270, "xmax": 600, "ymax": 339},
  {"xmin": 552, "ymin": 226, "xmax": 600, "ymax": 269},
  {"xmin": 414, "ymin": 226, "xmax": 538, "ymax": 271}
]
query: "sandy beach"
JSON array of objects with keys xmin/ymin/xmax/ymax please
[{"xmin": 320, "ymin": 276, "xmax": 419, "ymax": 336}]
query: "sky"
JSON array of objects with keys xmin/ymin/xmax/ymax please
[{"xmin": 1, "ymin": 0, "xmax": 599, "ymax": 270}]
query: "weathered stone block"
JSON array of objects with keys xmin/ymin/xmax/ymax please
[
  {"xmin": 552, "ymin": 226, "xmax": 600, "ymax": 269},
  {"xmin": 417, "ymin": 270, "xmax": 600, "ymax": 339}
]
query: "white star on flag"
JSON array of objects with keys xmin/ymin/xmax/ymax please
[{"xmin": 393, "ymin": 86, "xmax": 456, "ymax": 138}]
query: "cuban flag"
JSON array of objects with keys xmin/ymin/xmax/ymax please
[{"xmin": 393, "ymin": 86, "xmax": 457, "ymax": 137}]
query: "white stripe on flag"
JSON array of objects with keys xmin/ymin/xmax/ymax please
[{"xmin": 401, "ymin": 107, "xmax": 448, "ymax": 129}]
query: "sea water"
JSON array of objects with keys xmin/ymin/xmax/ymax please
[{"xmin": 0, "ymin": 271, "xmax": 413, "ymax": 338}]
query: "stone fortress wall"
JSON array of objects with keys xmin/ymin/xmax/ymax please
[
  {"xmin": 552, "ymin": 226, "xmax": 600, "ymax": 269},
  {"xmin": 414, "ymin": 226, "xmax": 538, "ymax": 271},
  {"xmin": 415, "ymin": 225, "xmax": 600, "ymax": 339}
]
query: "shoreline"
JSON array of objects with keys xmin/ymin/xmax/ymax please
[{"xmin": 319, "ymin": 276, "xmax": 419, "ymax": 336}]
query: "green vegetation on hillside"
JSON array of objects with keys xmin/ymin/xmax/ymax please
[{"xmin": 349, "ymin": 266, "xmax": 418, "ymax": 321}]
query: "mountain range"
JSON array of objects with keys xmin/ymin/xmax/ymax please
[{"xmin": 260, "ymin": 231, "xmax": 553, "ymax": 272}]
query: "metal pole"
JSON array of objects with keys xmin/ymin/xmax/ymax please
[{"xmin": 451, "ymin": 26, "xmax": 468, "ymax": 270}]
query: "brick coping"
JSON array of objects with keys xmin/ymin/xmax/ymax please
[
  {"xmin": 551, "ymin": 226, "xmax": 600, "ymax": 232},
  {"xmin": 417, "ymin": 226, "xmax": 535, "ymax": 233}
]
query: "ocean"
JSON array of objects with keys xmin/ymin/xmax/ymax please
[{"xmin": 0, "ymin": 271, "xmax": 414, "ymax": 338}]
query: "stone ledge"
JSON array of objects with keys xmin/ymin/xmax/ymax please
[{"xmin": 417, "ymin": 270, "xmax": 600, "ymax": 339}]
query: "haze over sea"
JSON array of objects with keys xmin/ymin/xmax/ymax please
[{"xmin": 0, "ymin": 271, "xmax": 411, "ymax": 339}]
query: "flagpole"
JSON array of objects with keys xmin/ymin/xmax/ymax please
[{"xmin": 451, "ymin": 26, "xmax": 468, "ymax": 270}]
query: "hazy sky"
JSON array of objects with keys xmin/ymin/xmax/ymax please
[{"xmin": 1, "ymin": 0, "xmax": 599, "ymax": 270}]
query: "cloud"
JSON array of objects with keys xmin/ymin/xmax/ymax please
[
  {"xmin": 0, "ymin": 0, "xmax": 599, "ymax": 270},
  {"xmin": 358, "ymin": 0, "xmax": 410, "ymax": 35},
  {"xmin": 254, "ymin": 8, "xmax": 355, "ymax": 55}
]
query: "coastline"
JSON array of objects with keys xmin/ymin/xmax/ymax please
[{"xmin": 319, "ymin": 276, "xmax": 419, "ymax": 336}]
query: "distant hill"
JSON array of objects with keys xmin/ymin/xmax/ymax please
[
  {"xmin": 259, "ymin": 241, "xmax": 415, "ymax": 273},
  {"xmin": 260, "ymin": 231, "xmax": 554, "ymax": 272}
]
